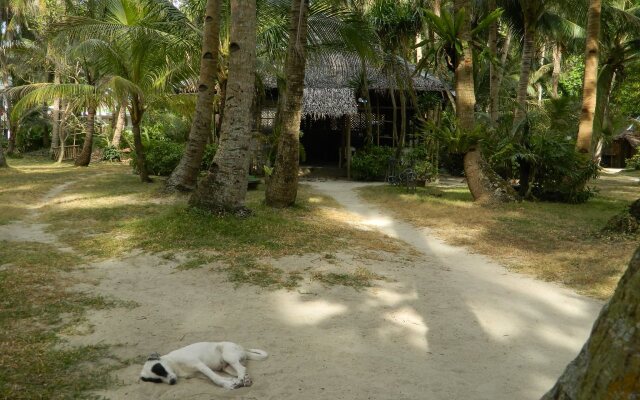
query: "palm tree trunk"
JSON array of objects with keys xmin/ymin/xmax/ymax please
[
  {"xmin": 50, "ymin": 71, "xmax": 62, "ymax": 158},
  {"xmin": 542, "ymin": 246, "xmax": 640, "ymax": 399},
  {"xmin": 576, "ymin": 0, "xmax": 602, "ymax": 154},
  {"xmin": 552, "ymin": 42, "xmax": 562, "ymax": 98},
  {"xmin": 513, "ymin": 20, "xmax": 536, "ymax": 132},
  {"xmin": 111, "ymin": 101, "xmax": 127, "ymax": 148},
  {"xmin": 0, "ymin": 140, "xmax": 7, "ymax": 168},
  {"xmin": 455, "ymin": 0, "xmax": 516, "ymax": 203},
  {"xmin": 265, "ymin": 0, "xmax": 310, "ymax": 208},
  {"xmin": 189, "ymin": 0, "xmax": 257, "ymax": 213},
  {"xmin": 166, "ymin": 0, "xmax": 222, "ymax": 192},
  {"xmin": 74, "ymin": 105, "xmax": 96, "ymax": 166},
  {"xmin": 130, "ymin": 97, "xmax": 152, "ymax": 182},
  {"xmin": 488, "ymin": 0, "xmax": 499, "ymax": 123}
]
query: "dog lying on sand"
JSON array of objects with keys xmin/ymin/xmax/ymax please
[{"xmin": 140, "ymin": 341, "xmax": 268, "ymax": 389}]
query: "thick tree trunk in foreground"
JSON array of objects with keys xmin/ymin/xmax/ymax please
[
  {"xmin": 454, "ymin": 0, "xmax": 516, "ymax": 204},
  {"xmin": 75, "ymin": 105, "xmax": 96, "ymax": 167},
  {"xmin": 265, "ymin": 0, "xmax": 310, "ymax": 208},
  {"xmin": 166, "ymin": 0, "xmax": 222, "ymax": 192},
  {"xmin": 189, "ymin": 0, "xmax": 257, "ymax": 213},
  {"xmin": 111, "ymin": 102, "xmax": 127, "ymax": 148},
  {"xmin": 541, "ymin": 246, "xmax": 640, "ymax": 400},
  {"xmin": 576, "ymin": 0, "xmax": 602, "ymax": 154},
  {"xmin": 130, "ymin": 97, "xmax": 152, "ymax": 183}
]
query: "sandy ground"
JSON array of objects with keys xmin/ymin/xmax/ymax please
[{"xmin": 2, "ymin": 180, "xmax": 603, "ymax": 400}]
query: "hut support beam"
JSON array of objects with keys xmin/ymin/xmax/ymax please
[{"xmin": 344, "ymin": 115, "xmax": 351, "ymax": 179}]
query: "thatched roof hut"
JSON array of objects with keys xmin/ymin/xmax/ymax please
[
  {"xmin": 603, "ymin": 123, "xmax": 640, "ymax": 168},
  {"xmin": 262, "ymin": 52, "xmax": 445, "ymax": 119}
]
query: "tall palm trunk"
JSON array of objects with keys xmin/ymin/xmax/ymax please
[
  {"xmin": 576, "ymin": 0, "xmax": 602, "ymax": 154},
  {"xmin": 265, "ymin": 0, "xmax": 310, "ymax": 208},
  {"xmin": 455, "ymin": 0, "xmax": 516, "ymax": 203},
  {"xmin": 111, "ymin": 101, "xmax": 127, "ymax": 147},
  {"xmin": 189, "ymin": 0, "xmax": 257, "ymax": 213},
  {"xmin": 130, "ymin": 96, "xmax": 152, "ymax": 182},
  {"xmin": 50, "ymin": 73, "xmax": 61, "ymax": 158},
  {"xmin": 542, "ymin": 246, "xmax": 640, "ymax": 399},
  {"xmin": 513, "ymin": 19, "xmax": 536, "ymax": 132},
  {"xmin": 488, "ymin": 0, "xmax": 499, "ymax": 123},
  {"xmin": 552, "ymin": 42, "xmax": 562, "ymax": 98},
  {"xmin": 166, "ymin": 0, "xmax": 222, "ymax": 192},
  {"xmin": 74, "ymin": 104, "xmax": 96, "ymax": 166}
]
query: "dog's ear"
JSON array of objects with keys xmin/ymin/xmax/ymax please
[{"xmin": 147, "ymin": 352, "xmax": 161, "ymax": 361}]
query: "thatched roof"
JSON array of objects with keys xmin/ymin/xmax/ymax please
[
  {"xmin": 263, "ymin": 52, "xmax": 445, "ymax": 119},
  {"xmin": 615, "ymin": 125, "xmax": 640, "ymax": 148}
]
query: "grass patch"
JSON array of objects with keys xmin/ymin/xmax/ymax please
[
  {"xmin": 359, "ymin": 174, "xmax": 639, "ymax": 299},
  {"xmin": 312, "ymin": 266, "xmax": 388, "ymax": 290},
  {"xmin": 0, "ymin": 242, "xmax": 122, "ymax": 399},
  {"xmin": 225, "ymin": 256, "xmax": 303, "ymax": 289}
]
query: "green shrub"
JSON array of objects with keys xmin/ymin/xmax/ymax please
[
  {"xmin": 102, "ymin": 145, "xmax": 122, "ymax": 162},
  {"xmin": 626, "ymin": 153, "xmax": 640, "ymax": 170},
  {"xmin": 131, "ymin": 140, "xmax": 184, "ymax": 176},
  {"xmin": 351, "ymin": 146, "xmax": 394, "ymax": 181}
]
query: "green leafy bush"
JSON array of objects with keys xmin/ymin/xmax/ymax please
[
  {"xmin": 351, "ymin": 146, "xmax": 394, "ymax": 181},
  {"xmin": 626, "ymin": 153, "xmax": 640, "ymax": 170},
  {"xmin": 102, "ymin": 145, "xmax": 122, "ymax": 162},
  {"xmin": 131, "ymin": 140, "xmax": 184, "ymax": 176}
]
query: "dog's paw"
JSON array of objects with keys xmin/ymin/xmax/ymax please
[
  {"xmin": 242, "ymin": 374, "xmax": 252, "ymax": 387},
  {"xmin": 224, "ymin": 379, "xmax": 244, "ymax": 390}
]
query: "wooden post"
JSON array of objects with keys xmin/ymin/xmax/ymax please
[{"xmin": 345, "ymin": 115, "xmax": 351, "ymax": 179}]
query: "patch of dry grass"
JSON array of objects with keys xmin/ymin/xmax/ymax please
[
  {"xmin": 0, "ymin": 242, "xmax": 122, "ymax": 399},
  {"xmin": 359, "ymin": 172, "xmax": 639, "ymax": 299}
]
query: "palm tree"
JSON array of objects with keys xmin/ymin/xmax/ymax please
[
  {"xmin": 0, "ymin": 139, "xmax": 7, "ymax": 167},
  {"xmin": 110, "ymin": 100, "xmax": 126, "ymax": 147},
  {"xmin": 542, "ymin": 246, "xmax": 640, "ymax": 399},
  {"xmin": 56, "ymin": 0, "xmax": 199, "ymax": 180},
  {"xmin": 189, "ymin": 0, "xmax": 258, "ymax": 212},
  {"xmin": 575, "ymin": 0, "xmax": 601, "ymax": 154},
  {"xmin": 165, "ymin": 0, "xmax": 222, "ymax": 192},
  {"xmin": 265, "ymin": 0, "xmax": 310, "ymax": 208}
]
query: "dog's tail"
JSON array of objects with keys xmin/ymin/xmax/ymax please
[{"xmin": 245, "ymin": 349, "xmax": 268, "ymax": 361}]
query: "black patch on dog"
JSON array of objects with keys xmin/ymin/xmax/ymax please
[
  {"xmin": 141, "ymin": 377, "xmax": 163, "ymax": 384},
  {"xmin": 151, "ymin": 363, "xmax": 168, "ymax": 378}
]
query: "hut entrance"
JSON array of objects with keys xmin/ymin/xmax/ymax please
[{"xmin": 300, "ymin": 116, "xmax": 343, "ymax": 166}]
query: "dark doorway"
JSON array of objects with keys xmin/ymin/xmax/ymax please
[{"xmin": 301, "ymin": 116, "xmax": 342, "ymax": 166}]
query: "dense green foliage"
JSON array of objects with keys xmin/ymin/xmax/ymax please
[{"xmin": 351, "ymin": 146, "xmax": 394, "ymax": 181}]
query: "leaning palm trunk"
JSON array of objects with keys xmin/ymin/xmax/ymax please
[
  {"xmin": 189, "ymin": 0, "xmax": 257, "ymax": 212},
  {"xmin": 576, "ymin": 0, "xmax": 602, "ymax": 154},
  {"xmin": 111, "ymin": 102, "xmax": 127, "ymax": 147},
  {"xmin": 265, "ymin": 0, "xmax": 310, "ymax": 208},
  {"xmin": 166, "ymin": 0, "xmax": 222, "ymax": 192},
  {"xmin": 75, "ymin": 105, "xmax": 97, "ymax": 166},
  {"xmin": 455, "ymin": 0, "xmax": 516, "ymax": 203},
  {"xmin": 130, "ymin": 96, "xmax": 152, "ymax": 182},
  {"xmin": 541, "ymin": 246, "xmax": 640, "ymax": 399}
]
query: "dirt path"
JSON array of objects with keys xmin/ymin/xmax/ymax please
[{"xmin": 4, "ymin": 178, "xmax": 603, "ymax": 400}]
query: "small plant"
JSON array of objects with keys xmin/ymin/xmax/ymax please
[
  {"xmin": 102, "ymin": 145, "xmax": 122, "ymax": 162},
  {"xmin": 625, "ymin": 153, "xmax": 640, "ymax": 170}
]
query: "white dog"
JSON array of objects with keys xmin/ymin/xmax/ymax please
[{"xmin": 139, "ymin": 342, "xmax": 268, "ymax": 389}]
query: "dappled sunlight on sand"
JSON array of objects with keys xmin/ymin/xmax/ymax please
[
  {"xmin": 272, "ymin": 292, "xmax": 348, "ymax": 326},
  {"xmin": 380, "ymin": 306, "xmax": 429, "ymax": 350}
]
